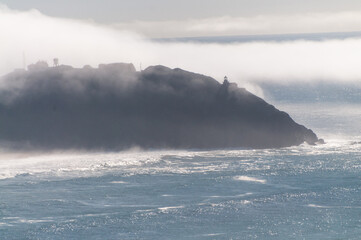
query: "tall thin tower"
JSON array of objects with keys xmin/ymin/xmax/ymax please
[
  {"xmin": 22, "ymin": 51, "xmax": 26, "ymax": 70},
  {"xmin": 53, "ymin": 58, "xmax": 59, "ymax": 67}
]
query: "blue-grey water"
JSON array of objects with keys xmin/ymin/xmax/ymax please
[{"xmin": 2, "ymin": 33, "xmax": 361, "ymax": 239}]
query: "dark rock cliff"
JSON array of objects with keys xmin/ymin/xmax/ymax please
[{"xmin": 0, "ymin": 62, "xmax": 320, "ymax": 150}]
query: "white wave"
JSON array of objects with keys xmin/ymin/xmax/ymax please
[
  {"xmin": 14, "ymin": 218, "xmax": 54, "ymax": 224},
  {"xmin": 307, "ymin": 204, "xmax": 329, "ymax": 208},
  {"xmin": 233, "ymin": 175, "xmax": 267, "ymax": 184},
  {"xmin": 135, "ymin": 209, "xmax": 154, "ymax": 213},
  {"xmin": 109, "ymin": 181, "xmax": 127, "ymax": 184},
  {"xmin": 307, "ymin": 204, "xmax": 361, "ymax": 209},
  {"xmin": 206, "ymin": 192, "xmax": 253, "ymax": 198},
  {"xmin": 201, "ymin": 233, "xmax": 225, "ymax": 237},
  {"xmin": 237, "ymin": 193, "xmax": 253, "ymax": 197},
  {"xmin": 158, "ymin": 206, "xmax": 185, "ymax": 212}
]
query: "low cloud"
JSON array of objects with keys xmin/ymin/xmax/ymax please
[
  {"xmin": 113, "ymin": 12, "xmax": 361, "ymax": 38},
  {"xmin": 2, "ymin": 5, "xmax": 361, "ymax": 89}
]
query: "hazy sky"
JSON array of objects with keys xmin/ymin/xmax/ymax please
[
  {"xmin": 2, "ymin": 0, "xmax": 361, "ymax": 22},
  {"xmin": 2, "ymin": 0, "xmax": 361, "ymax": 37}
]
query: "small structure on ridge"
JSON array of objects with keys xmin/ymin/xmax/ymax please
[{"xmin": 53, "ymin": 58, "xmax": 59, "ymax": 67}]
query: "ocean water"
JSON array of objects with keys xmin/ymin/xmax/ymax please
[
  {"xmin": 2, "ymin": 34, "xmax": 361, "ymax": 239},
  {"xmin": 1, "ymin": 105, "xmax": 360, "ymax": 240},
  {"xmin": 1, "ymin": 135, "xmax": 360, "ymax": 239}
]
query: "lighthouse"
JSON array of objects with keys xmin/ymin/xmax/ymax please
[{"xmin": 223, "ymin": 76, "xmax": 229, "ymax": 85}]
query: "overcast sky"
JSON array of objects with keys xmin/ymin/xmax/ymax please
[
  {"xmin": 2, "ymin": 0, "xmax": 361, "ymax": 37},
  {"xmin": 2, "ymin": 0, "xmax": 361, "ymax": 22}
]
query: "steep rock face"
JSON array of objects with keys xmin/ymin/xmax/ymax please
[{"xmin": 0, "ymin": 63, "xmax": 320, "ymax": 150}]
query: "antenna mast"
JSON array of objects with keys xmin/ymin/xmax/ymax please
[
  {"xmin": 53, "ymin": 58, "xmax": 59, "ymax": 67},
  {"xmin": 22, "ymin": 51, "xmax": 26, "ymax": 70}
]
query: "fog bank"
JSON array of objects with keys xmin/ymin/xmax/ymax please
[{"xmin": 2, "ymin": 5, "xmax": 361, "ymax": 88}]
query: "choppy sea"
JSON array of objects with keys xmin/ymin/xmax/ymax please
[{"xmin": 1, "ymin": 33, "xmax": 361, "ymax": 239}]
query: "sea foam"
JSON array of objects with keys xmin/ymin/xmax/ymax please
[{"xmin": 233, "ymin": 175, "xmax": 267, "ymax": 184}]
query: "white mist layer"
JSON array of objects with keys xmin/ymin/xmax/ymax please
[
  {"xmin": 2, "ymin": 4, "xmax": 361, "ymax": 94},
  {"xmin": 0, "ymin": 139, "xmax": 358, "ymax": 180},
  {"xmin": 0, "ymin": 151, "xmax": 163, "ymax": 180}
]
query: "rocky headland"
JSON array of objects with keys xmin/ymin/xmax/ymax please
[{"xmin": 0, "ymin": 62, "xmax": 322, "ymax": 150}]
